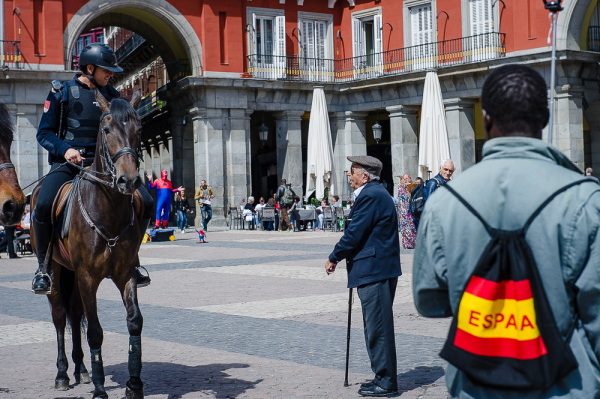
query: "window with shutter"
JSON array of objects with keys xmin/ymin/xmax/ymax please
[
  {"xmin": 351, "ymin": 7, "xmax": 383, "ymax": 78},
  {"xmin": 410, "ymin": 4, "xmax": 435, "ymax": 70},
  {"xmin": 246, "ymin": 8, "xmax": 285, "ymax": 79},
  {"xmin": 469, "ymin": 0, "xmax": 494, "ymax": 61}
]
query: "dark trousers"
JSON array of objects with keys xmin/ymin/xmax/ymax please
[
  {"xmin": 201, "ymin": 204, "xmax": 212, "ymax": 230},
  {"xmin": 0, "ymin": 225, "xmax": 16, "ymax": 257},
  {"xmin": 357, "ymin": 277, "xmax": 398, "ymax": 391}
]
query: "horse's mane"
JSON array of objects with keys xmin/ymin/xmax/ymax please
[
  {"xmin": 0, "ymin": 102, "xmax": 13, "ymax": 147},
  {"xmin": 109, "ymin": 98, "xmax": 140, "ymax": 127}
]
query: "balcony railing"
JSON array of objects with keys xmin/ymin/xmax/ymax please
[
  {"xmin": 247, "ymin": 32, "xmax": 505, "ymax": 83},
  {"xmin": 0, "ymin": 40, "xmax": 22, "ymax": 70},
  {"xmin": 115, "ymin": 33, "xmax": 146, "ymax": 63},
  {"xmin": 589, "ymin": 26, "xmax": 600, "ymax": 52}
]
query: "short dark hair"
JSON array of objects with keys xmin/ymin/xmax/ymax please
[
  {"xmin": 281, "ymin": 178, "xmax": 286, "ymax": 185},
  {"xmin": 415, "ymin": 177, "xmax": 424, "ymax": 184},
  {"xmin": 481, "ymin": 65, "xmax": 549, "ymax": 137}
]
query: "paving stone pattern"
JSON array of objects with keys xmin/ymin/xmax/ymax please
[{"xmin": 0, "ymin": 229, "xmax": 450, "ymax": 398}]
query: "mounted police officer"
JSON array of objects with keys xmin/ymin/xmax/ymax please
[{"xmin": 31, "ymin": 43, "xmax": 153, "ymax": 294}]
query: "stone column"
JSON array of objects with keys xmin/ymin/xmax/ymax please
[
  {"xmin": 444, "ymin": 98, "xmax": 477, "ymax": 175},
  {"xmin": 168, "ymin": 115, "xmax": 185, "ymax": 188},
  {"xmin": 191, "ymin": 107, "xmax": 227, "ymax": 228},
  {"xmin": 13, "ymin": 103, "xmax": 46, "ymax": 188},
  {"xmin": 554, "ymin": 85, "xmax": 585, "ymax": 171},
  {"xmin": 226, "ymin": 108, "xmax": 252, "ymax": 210},
  {"xmin": 274, "ymin": 110, "xmax": 304, "ymax": 196},
  {"xmin": 386, "ymin": 105, "xmax": 419, "ymax": 180},
  {"xmin": 330, "ymin": 111, "xmax": 367, "ymax": 200}
]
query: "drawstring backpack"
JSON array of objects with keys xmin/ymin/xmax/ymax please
[{"xmin": 439, "ymin": 180, "xmax": 590, "ymax": 390}]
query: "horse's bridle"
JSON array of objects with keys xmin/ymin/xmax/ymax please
[
  {"xmin": 99, "ymin": 110, "xmax": 139, "ymax": 177},
  {"xmin": 0, "ymin": 163, "xmax": 14, "ymax": 172}
]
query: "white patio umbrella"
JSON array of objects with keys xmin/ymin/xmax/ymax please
[
  {"xmin": 418, "ymin": 71, "xmax": 451, "ymax": 179},
  {"xmin": 305, "ymin": 87, "xmax": 337, "ymax": 201}
]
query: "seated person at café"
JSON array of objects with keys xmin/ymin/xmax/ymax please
[
  {"xmin": 243, "ymin": 196, "xmax": 260, "ymax": 230},
  {"xmin": 315, "ymin": 200, "xmax": 328, "ymax": 231},
  {"xmin": 264, "ymin": 198, "xmax": 277, "ymax": 231}
]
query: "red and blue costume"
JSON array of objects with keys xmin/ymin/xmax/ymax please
[{"xmin": 148, "ymin": 170, "xmax": 180, "ymax": 228}]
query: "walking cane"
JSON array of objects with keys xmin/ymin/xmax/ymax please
[
  {"xmin": 544, "ymin": 0, "xmax": 563, "ymax": 144},
  {"xmin": 344, "ymin": 287, "xmax": 353, "ymax": 387}
]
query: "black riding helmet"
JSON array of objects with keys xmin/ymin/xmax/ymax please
[{"xmin": 78, "ymin": 43, "xmax": 123, "ymax": 73}]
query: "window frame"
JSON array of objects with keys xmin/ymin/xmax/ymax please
[
  {"xmin": 297, "ymin": 11, "xmax": 334, "ymax": 60},
  {"xmin": 403, "ymin": 0, "xmax": 437, "ymax": 48}
]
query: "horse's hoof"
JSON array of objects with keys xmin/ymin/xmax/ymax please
[
  {"xmin": 125, "ymin": 385, "xmax": 144, "ymax": 399},
  {"xmin": 93, "ymin": 388, "xmax": 109, "ymax": 399},
  {"xmin": 54, "ymin": 377, "xmax": 70, "ymax": 390},
  {"xmin": 75, "ymin": 372, "xmax": 92, "ymax": 384}
]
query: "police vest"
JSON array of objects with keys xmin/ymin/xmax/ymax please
[{"xmin": 63, "ymin": 84, "xmax": 102, "ymax": 149}]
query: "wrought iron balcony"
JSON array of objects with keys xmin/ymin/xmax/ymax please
[
  {"xmin": 246, "ymin": 32, "xmax": 506, "ymax": 83},
  {"xmin": 0, "ymin": 40, "xmax": 22, "ymax": 70}
]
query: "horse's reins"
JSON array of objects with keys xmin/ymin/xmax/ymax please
[
  {"xmin": 0, "ymin": 163, "xmax": 14, "ymax": 172},
  {"xmin": 75, "ymin": 110, "xmax": 138, "ymax": 251}
]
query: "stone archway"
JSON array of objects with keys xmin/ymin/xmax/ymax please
[
  {"xmin": 557, "ymin": 0, "xmax": 594, "ymax": 50},
  {"xmin": 63, "ymin": 0, "xmax": 202, "ymax": 77}
]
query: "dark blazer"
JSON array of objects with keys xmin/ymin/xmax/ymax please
[{"xmin": 329, "ymin": 180, "xmax": 402, "ymax": 288}]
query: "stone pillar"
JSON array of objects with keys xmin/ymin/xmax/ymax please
[
  {"xmin": 444, "ymin": 98, "xmax": 477, "ymax": 175},
  {"xmin": 554, "ymin": 85, "xmax": 585, "ymax": 171},
  {"xmin": 226, "ymin": 108, "xmax": 252, "ymax": 210},
  {"xmin": 386, "ymin": 105, "xmax": 419, "ymax": 180},
  {"xmin": 169, "ymin": 115, "xmax": 185, "ymax": 188},
  {"xmin": 191, "ymin": 107, "xmax": 227, "ymax": 228},
  {"xmin": 274, "ymin": 110, "xmax": 304, "ymax": 196},
  {"xmin": 13, "ymin": 103, "xmax": 47, "ymax": 189},
  {"xmin": 330, "ymin": 111, "xmax": 367, "ymax": 200}
]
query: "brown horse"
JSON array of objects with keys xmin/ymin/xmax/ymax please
[
  {"xmin": 32, "ymin": 89, "xmax": 145, "ymax": 399},
  {"xmin": 0, "ymin": 102, "xmax": 26, "ymax": 226}
]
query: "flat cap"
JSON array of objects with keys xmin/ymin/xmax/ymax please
[{"xmin": 347, "ymin": 155, "xmax": 383, "ymax": 177}]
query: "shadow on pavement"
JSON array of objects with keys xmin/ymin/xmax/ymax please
[
  {"xmin": 105, "ymin": 362, "xmax": 263, "ymax": 398},
  {"xmin": 397, "ymin": 366, "xmax": 445, "ymax": 393}
]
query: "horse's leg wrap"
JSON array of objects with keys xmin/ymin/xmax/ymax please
[
  {"xmin": 90, "ymin": 348, "xmax": 105, "ymax": 388},
  {"xmin": 128, "ymin": 336, "xmax": 143, "ymax": 378}
]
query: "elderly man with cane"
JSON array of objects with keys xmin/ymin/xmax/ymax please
[{"xmin": 326, "ymin": 155, "xmax": 401, "ymax": 397}]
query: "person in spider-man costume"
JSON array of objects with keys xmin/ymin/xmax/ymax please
[{"xmin": 146, "ymin": 170, "xmax": 183, "ymax": 229}]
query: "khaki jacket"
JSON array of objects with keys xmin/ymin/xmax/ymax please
[{"xmin": 194, "ymin": 186, "xmax": 214, "ymax": 208}]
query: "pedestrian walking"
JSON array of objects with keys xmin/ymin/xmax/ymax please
[
  {"xmin": 195, "ymin": 180, "xmax": 214, "ymax": 231},
  {"xmin": 413, "ymin": 64, "xmax": 600, "ymax": 398},
  {"xmin": 326, "ymin": 155, "xmax": 401, "ymax": 397}
]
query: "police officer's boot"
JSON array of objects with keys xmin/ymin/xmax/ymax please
[
  {"xmin": 136, "ymin": 218, "xmax": 151, "ymax": 288},
  {"xmin": 31, "ymin": 216, "xmax": 52, "ymax": 295}
]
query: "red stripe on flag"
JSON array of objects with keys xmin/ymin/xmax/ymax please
[
  {"xmin": 465, "ymin": 276, "xmax": 533, "ymax": 301},
  {"xmin": 454, "ymin": 328, "xmax": 547, "ymax": 359}
]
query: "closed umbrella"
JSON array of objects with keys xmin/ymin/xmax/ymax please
[
  {"xmin": 418, "ymin": 71, "xmax": 450, "ymax": 179},
  {"xmin": 305, "ymin": 87, "xmax": 337, "ymax": 200}
]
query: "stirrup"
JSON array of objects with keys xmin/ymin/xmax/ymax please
[
  {"xmin": 136, "ymin": 265, "xmax": 151, "ymax": 288},
  {"xmin": 31, "ymin": 271, "xmax": 52, "ymax": 295}
]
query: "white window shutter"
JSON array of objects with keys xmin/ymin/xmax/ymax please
[
  {"xmin": 374, "ymin": 14, "xmax": 383, "ymax": 53},
  {"xmin": 306, "ymin": 21, "xmax": 315, "ymax": 59},
  {"xmin": 352, "ymin": 18, "xmax": 361, "ymax": 57},
  {"xmin": 316, "ymin": 21, "xmax": 327, "ymax": 60},
  {"xmin": 275, "ymin": 16, "xmax": 286, "ymax": 57},
  {"xmin": 248, "ymin": 14, "xmax": 257, "ymax": 55}
]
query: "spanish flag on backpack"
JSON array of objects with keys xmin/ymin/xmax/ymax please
[{"xmin": 439, "ymin": 181, "xmax": 588, "ymax": 390}]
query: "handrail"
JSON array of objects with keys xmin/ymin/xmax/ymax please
[{"xmin": 247, "ymin": 32, "xmax": 506, "ymax": 83}]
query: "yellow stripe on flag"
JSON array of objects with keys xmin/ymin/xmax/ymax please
[{"xmin": 457, "ymin": 292, "xmax": 540, "ymax": 340}]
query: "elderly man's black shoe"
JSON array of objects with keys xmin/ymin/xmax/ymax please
[
  {"xmin": 358, "ymin": 384, "xmax": 398, "ymax": 397},
  {"xmin": 360, "ymin": 380, "xmax": 375, "ymax": 389}
]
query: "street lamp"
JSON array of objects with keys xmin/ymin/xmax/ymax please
[
  {"xmin": 372, "ymin": 122, "xmax": 382, "ymax": 143},
  {"xmin": 258, "ymin": 123, "xmax": 269, "ymax": 145}
]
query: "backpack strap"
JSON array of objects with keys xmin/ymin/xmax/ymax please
[
  {"xmin": 520, "ymin": 178, "xmax": 593, "ymax": 235},
  {"xmin": 443, "ymin": 184, "xmax": 493, "ymax": 235}
]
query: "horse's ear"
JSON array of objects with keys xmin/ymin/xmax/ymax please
[
  {"xmin": 130, "ymin": 89, "xmax": 142, "ymax": 110},
  {"xmin": 94, "ymin": 89, "xmax": 110, "ymax": 113}
]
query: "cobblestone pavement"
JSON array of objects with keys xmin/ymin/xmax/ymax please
[{"xmin": 0, "ymin": 228, "xmax": 451, "ymax": 398}]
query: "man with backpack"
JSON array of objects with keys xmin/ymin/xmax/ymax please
[
  {"xmin": 275, "ymin": 178, "xmax": 294, "ymax": 231},
  {"xmin": 423, "ymin": 159, "xmax": 454, "ymax": 202},
  {"xmin": 413, "ymin": 65, "xmax": 600, "ymax": 397},
  {"xmin": 410, "ymin": 177, "xmax": 424, "ymax": 229}
]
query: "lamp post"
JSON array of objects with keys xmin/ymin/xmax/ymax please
[
  {"xmin": 372, "ymin": 122, "xmax": 382, "ymax": 143},
  {"xmin": 544, "ymin": 0, "xmax": 563, "ymax": 145},
  {"xmin": 258, "ymin": 123, "xmax": 269, "ymax": 146}
]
